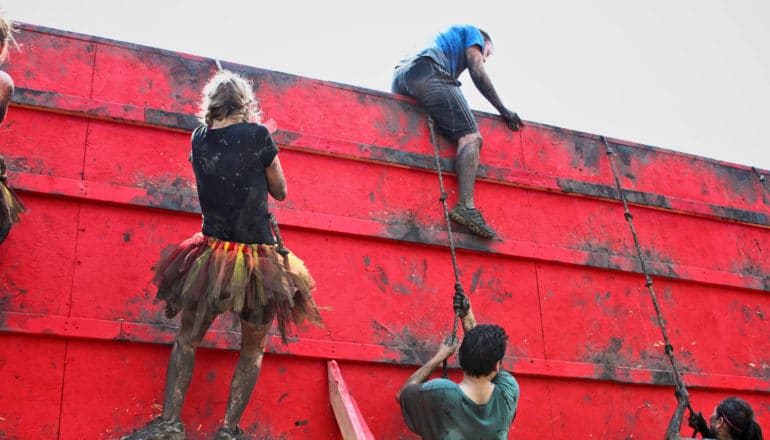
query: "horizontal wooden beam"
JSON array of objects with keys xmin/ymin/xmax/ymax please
[
  {"xmin": 1, "ymin": 312, "xmax": 767, "ymax": 393},
  {"xmin": 9, "ymin": 89, "xmax": 770, "ymax": 230},
  {"xmin": 8, "ymin": 172, "xmax": 769, "ymax": 292}
]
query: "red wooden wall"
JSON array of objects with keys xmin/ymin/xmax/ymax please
[{"xmin": 0, "ymin": 24, "xmax": 768, "ymax": 439}]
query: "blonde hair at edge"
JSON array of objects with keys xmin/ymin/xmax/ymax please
[
  {"xmin": 0, "ymin": 13, "xmax": 18, "ymax": 63},
  {"xmin": 199, "ymin": 70, "xmax": 262, "ymax": 127}
]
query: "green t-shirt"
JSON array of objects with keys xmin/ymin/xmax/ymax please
[{"xmin": 400, "ymin": 371, "xmax": 520, "ymax": 440}]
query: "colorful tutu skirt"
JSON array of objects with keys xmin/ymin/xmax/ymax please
[
  {"xmin": 0, "ymin": 179, "xmax": 25, "ymax": 232},
  {"xmin": 152, "ymin": 233, "xmax": 322, "ymax": 343}
]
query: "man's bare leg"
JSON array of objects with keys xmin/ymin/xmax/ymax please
[
  {"xmin": 161, "ymin": 306, "xmax": 218, "ymax": 422},
  {"xmin": 450, "ymin": 132, "xmax": 496, "ymax": 238},
  {"xmin": 456, "ymin": 132, "xmax": 483, "ymax": 209},
  {"xmin": 221, "ymin": 320, "xmax": 270, "ymax": 432}
]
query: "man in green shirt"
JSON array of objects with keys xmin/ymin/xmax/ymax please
[{"xmin": 397, "ymin": 293, "xmax": 519, "ymax": 439}]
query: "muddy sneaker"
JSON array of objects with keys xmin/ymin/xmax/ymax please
[
  {"xmin": 120, "ymin": 417, "xmax": 186, "ymax": 440},
  {"xmin": 214, "ymin": 426, "xmax": 247, "ymax": 440},
  {"xmin": 449, "ymin": 206, "xmax": 497, "ymax": 238}
]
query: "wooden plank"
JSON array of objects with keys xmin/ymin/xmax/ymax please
[
  {"xmin": 0, "ymin": 335, "xmax": 65, "ymax": 439},
  {"xmin": 54, "ymin": 340, "xmax": 338, "ymax": 439},
  {"xmin": 7, "ymin": 96, "xmax": 770, "ymax": 230},
  {"xmin": 328, "ymin": 360, "xmax": 376, "ymax": 440},
  {"xmin": 3, "ymin": 311, "xmax": 769, "ymax": 392},
  {"xmin": 5, "ymin": 171, "xmax": 769, "ymax": 295}
]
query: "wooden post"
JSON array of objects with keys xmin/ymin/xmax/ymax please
[{"xmin": 327, "ymin": 360, "xmax": 376, "ymax": 440}]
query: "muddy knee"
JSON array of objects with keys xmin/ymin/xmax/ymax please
[
  {"xmin": 240, "ymin": 321, "xmax": 270, "ymax": 360},
  {"xmin": 175, "ymin": 330, "xmax": 205, "ymax": 353},
  {"xmin": 457, "ymin": 133, "xmax": 483, "ymax": 156}
]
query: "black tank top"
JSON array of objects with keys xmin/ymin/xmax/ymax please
[{"xmin": 191, "ymin": 122, "xmax": 279, "ymax": 244}]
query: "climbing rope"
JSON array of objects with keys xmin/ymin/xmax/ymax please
[
  {"xmin": 602, "ymin": 137, "xmax": 699, "ymax": 431},
  {"xmin": 427, "ymin": 116, "xmax": 466, "ymax": 378}
]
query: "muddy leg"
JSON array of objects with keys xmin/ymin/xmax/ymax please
[
  {"xmin": 160, "ymin": 306, "xmax": 217, "ymax": 422},
  {"xmin": 222, "ymin": 320, "xmax": 270, "ymax": 430},
  {"xmin": 455, "ymin": 132, "xmax": 483, "ymax": 209},
  {"xmin": 450, "ymin": 132, "xmax": 496, "ymax": 238},
  {"xmin": 0, "ymin": 224, "xmax": 9, "ymax": 244}
]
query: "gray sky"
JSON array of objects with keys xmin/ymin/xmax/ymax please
[{"xmin": 4, "ymin": 0, "xmax": 769, "ymax": 169}]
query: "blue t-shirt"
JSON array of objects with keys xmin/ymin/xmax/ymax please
[
  {"xmin": 400, "ymin": 371, "xmax": 519, "ymax": 440},
  {"xmin": 417, "ymin": 25, "xmax": 486, "ymax": 79}
]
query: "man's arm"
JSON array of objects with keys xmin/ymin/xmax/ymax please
[
  {"xmin": 465, "ymin": 46, "xmax": 521, "ymax": 131},
  {"xmin": 453, "ymin": 288, "xmax": 475, "ymax": 332},
  {"xmin": 395, "ymin": 338, "xmax": 458, "ymax": 402},
  {"xmin": 461, "ymin": 308, "xmax": 476, "ymax": 332}
]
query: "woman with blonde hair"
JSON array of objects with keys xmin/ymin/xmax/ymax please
[{"xmin": 123, "ymin": 69, "xmax": 322, "ymax": 440}]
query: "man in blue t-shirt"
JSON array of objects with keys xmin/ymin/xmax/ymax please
[
  {"xmin": 392, "ymin": 25, "xmax": 523, "ymax": 238},
  {"xmin": 397, "ymin": 291, "xmax": 520, "ymax": 439}
]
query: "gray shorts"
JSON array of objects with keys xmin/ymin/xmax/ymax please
[{"xmin": 392, "ymin": 57, "xmax": 479, "ymax": 141}]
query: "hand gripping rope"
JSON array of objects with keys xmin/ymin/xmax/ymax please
[
  {"xmin": 270, "ymin": 213, "xmax": 292, "ymax": 270},
  {"xmin": 427, "ymin": 116, "xmax": 466, "ymax": 378},
  {"xmin": 602, "ymin": 136, "xmax": 698, "ymax": 438},
  {"xmin": 752, "ymin": 166, "xmax": 769, "ymax": 195}
]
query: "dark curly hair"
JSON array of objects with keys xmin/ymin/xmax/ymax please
[
  {"xmin": 458, "ymin": 324, "xmax": 508, "ymax": 377},
  {"xmin": 478, "ymin": 29, "xmax": 492, "ymax": 45},
  {"xmin": 717, "ymin": 397, "xmax": 764, "ymax": 440}
]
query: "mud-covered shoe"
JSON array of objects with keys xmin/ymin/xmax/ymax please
[
  {"xmin": 120, "ymin": 417, "xmax": 186, "ymax": 440},
  {"xmin": 214, "ymin": 426, "xmax": 247, "ymax": 440},
  {"xmin": 449, "ymin": 206, "xmax": 497, "ymax": 238}
]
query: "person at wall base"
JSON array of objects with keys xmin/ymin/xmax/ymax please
[
  {"xmin": 666, "ymin": 384, "xmax": 764, "ymax": 440},
  {"xmin": 121, "ymin": 70, "xmax": 323, "ymax": 440},
  {"xmin": 397, "ymin": 291, "xmax": 519, "ymax": 439}
]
